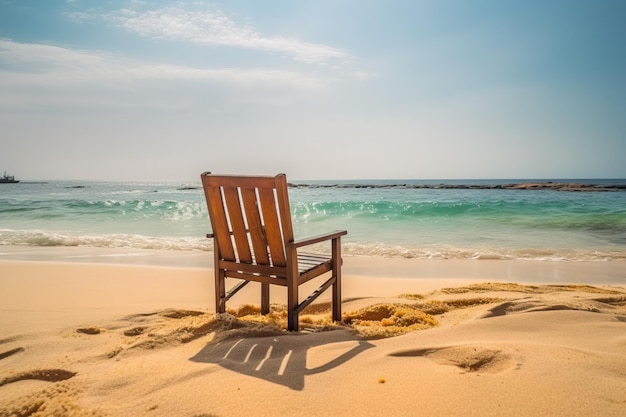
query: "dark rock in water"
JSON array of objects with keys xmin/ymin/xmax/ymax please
[
  {"xmin": 65, "ymin": 185, "xmax": 87, "ymax": 189},
  {"xmin": 177, "ymin": 186, "xmax": 202, "ymax": 190},
  {"xmin": 287, "ymin": 182, "xmax": 625, "ymax": 192}
]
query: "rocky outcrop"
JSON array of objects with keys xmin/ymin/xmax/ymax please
[{"xmin": 288, "ymin": 182, "xmax": 626, "ymax": 192}]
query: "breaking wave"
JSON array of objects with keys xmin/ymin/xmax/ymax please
[{"xmin": 1, "ymin": 229, "xmax": 624, "ymax": 262}]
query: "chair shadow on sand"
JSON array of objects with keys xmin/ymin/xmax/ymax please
[{"xmin": 190, "ymin": 329, "xmax": 374, "ymax": 390}]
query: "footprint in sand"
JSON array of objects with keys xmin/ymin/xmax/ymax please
[
  {"xmin": 0, "ymin": 369, "xmax": 77, "ymax": 387},
  {"xmin": 123, "ymin": 326, "xmax": 147, "ymax": 337},
  {"xmin": 160, "ymin": 309, "xmax": 205, "ymax": 319},
  {"xmin": 0, "ymin": 347, "xmax": 25, "ymax": 360},
  {"xmin": 76, "ymin": 327, "xmax": 102, "ymax": 335},
  {"xmin": 390, "ymin": 346, "xmax": 520, "ymax": 374}
]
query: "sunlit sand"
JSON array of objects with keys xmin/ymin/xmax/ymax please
[{"xmin": 1, "ymin": 251, "xmax": 625, "ymax": 416}]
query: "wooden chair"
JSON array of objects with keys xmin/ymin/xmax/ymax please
[{"xmin": 200, "ymin": 172, "xmax": 347, "ymax": 331}]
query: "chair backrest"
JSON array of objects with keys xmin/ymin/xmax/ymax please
[{"xmin": 200, "ymin": 173, "xmax": 294, "ymax": 267}]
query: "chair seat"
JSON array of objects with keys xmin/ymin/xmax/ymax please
[
  {"xmin": 297, "ymin": 252, "xmax": 331, "ymax": 274},
  {"xmin": 220, "ymin": 252, "xmax": 332, "ymax": 281}
]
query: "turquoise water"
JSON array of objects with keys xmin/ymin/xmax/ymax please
[{"xmin": 1, "ymin": 179, "xmax": 625, "ymax": 261}]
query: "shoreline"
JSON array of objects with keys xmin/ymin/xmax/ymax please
[{"xmin": 2, "ymin": 245, "xmax": 626, "ymax": 282}]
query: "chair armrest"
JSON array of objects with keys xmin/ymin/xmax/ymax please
[{"xmin": 289, "ymin": 230, "xmax": 347, "ymax": 249}]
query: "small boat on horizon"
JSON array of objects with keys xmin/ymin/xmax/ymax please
[{"xmin": 1, "ymin": 171, "xmax": 20, "ymax": 183}]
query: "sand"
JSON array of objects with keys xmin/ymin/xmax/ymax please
[{"xmin": 1, "ymin": 249, "xmax": 625, "ymax": 416}]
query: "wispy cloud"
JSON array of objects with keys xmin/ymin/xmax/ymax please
[
  {"xmin": 2, "ymin": 2, "xmax": 368, "ymax": 112},
  {"xmin": 0, "ymin": 38, "xmax": 110, "ymax": 69},
  {"xmin": 0, "ymin": 39, "xmax": 330, "ymax": 110},
  {"xmin": 77, "ymin": 5, "xmax": 351, "ymax": 66},
  {"xmin": 0, "ymin": 38, "xmax": 325, "ymax": 84}
]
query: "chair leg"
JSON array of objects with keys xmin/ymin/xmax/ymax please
[
  {"xmin": 332, "ymin": 278, "xmax": 342, "ymax": 322},
  {"xmin": 213, "ymin": 240, "xmax": 226, "ymax": 313},
  {"xmin": 287, "ymin": 279, "xmax": 299, "ymax": 331},
  {"xmin": 215, "ymin": 269, "xmax": 226, "ymax": 313},
  {"xmin": 261, "ymin": 283, "xmax": 270, "ymax": 315},
  {"xmin": 332, "ymin": 237, "xmax": 342, "ymax": 323},
  {"xmin": 287, "ymin": 247, "xmax": 299, "ymax": 331}
]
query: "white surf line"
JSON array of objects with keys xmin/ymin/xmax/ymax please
[
  {"xmin": 255, "ymin": 345, "xmax": 274, "ymax": 371},
  {"xmin": 277, "ymin": 350, "xmax": 293, "ymax": 376},
  {"xmin": 243, "ymin": 344, "xmax": 258, "ymax": 363},
  {"xmin": 222, "ymin": 339, "xmax": 244, "ymax": 360}
]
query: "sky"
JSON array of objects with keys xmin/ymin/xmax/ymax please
[{"xmin": 1, "ymin": 0, "xmax": 625, "ymax": 181}]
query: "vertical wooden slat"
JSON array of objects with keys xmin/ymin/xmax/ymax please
[
  {"xmin": 274, "ymin": 174, "xmax": 294, "ymax": 243},
  {"xmin": 258, "ymin": 188, "xmax": 286, "ymax": 266},
  {"xmin": 241, "ymin": 187, "xmax": 270, "ymax": 265},
  {"xmin": 204, "ymin": 185, "xmax": 236, "ymax": 261},
  {"xmin": 223, "ymin": 186, "xmax": 252, "ymax": 263}
]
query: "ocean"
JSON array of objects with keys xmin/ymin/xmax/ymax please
[{"xmin": 1, "ymin": 179, "xmax": 625, "ymax": 262}]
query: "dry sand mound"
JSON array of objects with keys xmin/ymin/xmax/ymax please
[{"xmin": 390, "ymin": 345, "xmax": 519, "ymax": 374}]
